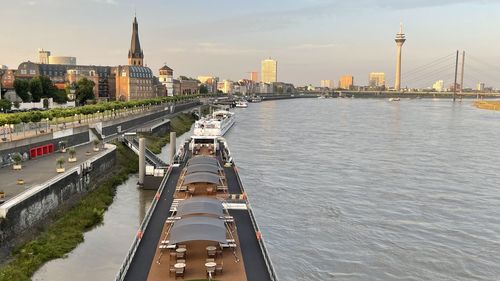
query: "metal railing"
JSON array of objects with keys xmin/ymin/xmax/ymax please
[
  {"xmin": 232, "ymin": 164, "xmax": 279, "ymax": 281},
  {"xmin": 114, "ymin": 164, "xmax": 173, "ymax": 281},
  {"xmin": 121, "ymin": 136, "xmax": 166, "ymax": 167}
]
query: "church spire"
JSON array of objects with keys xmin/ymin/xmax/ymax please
[{"xmin": 128, "ymin": 16, "xmax": 144, "ymax": 66}]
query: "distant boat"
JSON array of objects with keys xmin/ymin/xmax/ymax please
[
  {"xmin": 249, "ymin": 96, "xmax": 262, "ymax": 103},
  {"xmin": 194, "ymin": 110, "xmax": 235, "ymax": 137},
  {"xmin": 389, "ymin": 97, "xmax": 400, "ymax": 102},
  {"xmin": 235, "ymin": 100, "xmax": 248, "ymax": 108}
]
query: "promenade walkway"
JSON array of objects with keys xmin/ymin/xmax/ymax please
[
  {"xmin": 0, "ymin": 105, "xmax": 167, "ymax": 143},
  {"xmin": 0, "ymin": 142, "xmax": 107, "ymax": 200}
]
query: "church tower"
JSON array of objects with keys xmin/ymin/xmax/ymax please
[{"xmin": 128, "ymin": 16, "xmax": 144, "ymax": 66}]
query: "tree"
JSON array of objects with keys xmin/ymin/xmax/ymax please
[
  {"xmin": 13, "ymin": 79, "xmax": 31, "ymax": 102},
  {"xmin": 0, "ymin": 99, "xmax": 12, "ymax": 112},
  {"xmin": 30, "ymin": 111, "xmax": 43, "ymax": 123},
  {"xmin": 39, "ymin": 76, "xmax": 58, "ymax": 98},
  {"xmin": 53, "ymin": 90, "xmax": 68, "ymax": 104},
  {"xmin": 75, "ymin": 78, "xmax": 95, "ymax": 106},
  {"xmin": 56, "ymin": 157, "xmax": 65, "ymax": 169},
  {"xmin": 12, "ymin": 153, "xmax": 22, "ymax": 166},
  {"xmin": 29, "ymin": 77, "xmax": 44, "ymax": 102},
  {"xmin": 199, "ymin": 84, "xmax": 208, "ymax": 94}
]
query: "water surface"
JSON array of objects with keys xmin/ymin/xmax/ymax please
[
  {"xmin": 226, "ymin": 99, "xmax": 500, "ymax": 281},
  {"xmin": 35, "ymin": 99, "xmax": 500, "ymax": 281}
]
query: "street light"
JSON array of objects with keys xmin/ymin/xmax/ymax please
[{"xmin": 70, "ymin": 88, "xmax": 76, "ymax": 101}]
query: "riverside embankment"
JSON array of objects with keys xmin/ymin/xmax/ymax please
[
  {"xmin": 0, "ymin": 99, "xmax": 203, "ymax": 281},
  {"xmin": 140, "ymin": 113, "xmax": 196, "ymax": 154},
  {"xmin": 0, "ymin": 142, "xmax": 137, "ymax": 281},
  {"xmin": 32, "ymin": 125, "xmax": 197, "ymax": 281}
]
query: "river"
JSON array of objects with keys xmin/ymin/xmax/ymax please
[{"xmin": 34, "ymin": 98, "xmax": 500, "ymax": 281}]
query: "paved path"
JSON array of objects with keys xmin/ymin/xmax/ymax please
[{"xmin": 0, "ymin": 143, "xmax": 107, "ymax": 200}]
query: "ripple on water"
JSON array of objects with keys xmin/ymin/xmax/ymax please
[{"xmin": 228, "ymin": 99, "xmax": 500, "ymax": 281}]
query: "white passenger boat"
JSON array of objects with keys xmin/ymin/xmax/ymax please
[
  {"xmin": 389, "ymin": 97, "xmax": 400, "ymax": 102},
  {"xmin": 250, "ymin": 96, "xmax": 262, "ymax": 103},
  {"xmin": 194, "ymin": 110, "xmax": 235, "ymax": 136},
  {"xmin": 235, "ymin": 100, "xmax": 248, "ymax": 108}
]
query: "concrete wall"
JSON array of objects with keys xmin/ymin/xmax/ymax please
[
  {"xmin": 0, "ymin": 100, "xmax": 200, "ymax": 165},
  {"xmin": 0, "ymin": 144, "xmax": 116, "ymax": 249},
  {"xmin": 101, "ymin": 101, "xmax": 200, "ymax": 137},
  {"xmin": 0, "ymin": 126, "xmax": 90, "ymax": 166},
  {"xmin": 150, "ymin": 121, "xmax": 170, "ymax": 137}
]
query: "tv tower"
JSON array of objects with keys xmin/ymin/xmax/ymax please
[{"xmin": 394, "ymin": 23, "xmax": 406, "ymax": 91}]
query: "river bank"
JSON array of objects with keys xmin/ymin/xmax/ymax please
[
  {"xmin": 141, "ymin": 113, "xmax": 196, "ymax": 154},
  {"xmin": 0, "ymin": 142, "xmax": 138, "ymax": 281},
  {"xmin": 474, "ymin": 100, "xmax": 500, "ymax": 111}
]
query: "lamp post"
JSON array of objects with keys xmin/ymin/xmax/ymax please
[{"xmin": 70, "ymin": 88, "xmax": 76, "ymax": 102}]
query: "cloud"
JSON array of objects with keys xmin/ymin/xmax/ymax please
[
  {"xmin": 366, "ymin": 0, "xmax": 500, "ymax": 9},
  {"xmin": 289, "ymin": 43, "xmax": 337, "ymax": 50},
  {"xmin": 92, "ymin": 0, "xmax": 117, "ymax": 5},
  {"xmin": 159, "ymin": 42, "xmax": 263, "ymax": 56},
  {"xmin": 197, "ymin": 42, "xmax": 219, "ymax": 48}
]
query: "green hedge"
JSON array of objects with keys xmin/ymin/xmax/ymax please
[{"xmin": 0, "ymin": 95, "xmax": 199, "ymax": 126}]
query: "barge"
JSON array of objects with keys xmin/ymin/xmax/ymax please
[{"xmin": 115, "ymin": 135, "xmax": 277, "ymax": 281}]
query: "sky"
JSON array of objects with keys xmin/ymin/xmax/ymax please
[{"xmin": 1, "ymin": 0, "xmax": 500, "ymax": 88}]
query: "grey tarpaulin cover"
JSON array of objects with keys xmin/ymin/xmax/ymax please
[
  {"xmin": 186, "ymin": 164, "xmax": 219, "ymax": 175},
  {"xmin": 169, "ymin": 216, "xmax": 226, "ymax": 244},
  {"xmin": 176, "ymin": 197, "xmax": 224, "ymax": 217},
  {"xmin": 187, "ymin": 156, "xmax": 218, "ymax": 166},
  {"xmin": 183, "ymin": 172, "xmax": 220, "ymax": 185}
]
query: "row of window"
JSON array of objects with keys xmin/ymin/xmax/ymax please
[
  {"xmin": 19, "ymin": 69, "xmax": 36, "ymax": 75},
  {"xmin": 131, "ymin": 86, "xmax": 152, "ymax": 91}
]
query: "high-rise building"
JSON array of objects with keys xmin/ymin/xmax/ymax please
[
  {"xmin": 159, "ymin": 65, "xmax": 174, "ymax": 96},
  {"xmin": 261, "ymin": 58, "xmax": 277, "ymax": 83},
  {"xmin": 37, "ymin": 49, "xmax": 76, "ymax": 65},
  {"xmin": 320, "ymin": 80, "xmax": 334, "ymax": 89},
  {"xmin": 250, "ymin": 71, "xmax": 258, "ymax": 82},
  {"xmin": 394, "ymin": 23, "xmax": 406, "ymax": 91},
  {"xmin": 128, "ymin": 16, "xmax": 144, "ymax": 66},
  {"xmin": 369, "ymin": 72, "xmax": 385, "ymax": 88},
  {"xmin": 339, "ymin": 75, "xmax": 354, "ymax": 90},
  {"xmin": 433, "ymin": 80, "xmax": 444, "ymax": 92},
  {"xmin": 38, "ymin": 48, "xmax": 51, "ymax": 64},
  {"xmin": 477, "ymin": 82, "xmax": 485, "ymax": 92}
]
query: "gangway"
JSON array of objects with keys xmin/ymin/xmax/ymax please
[{"xmin": 122, "ymin": 134, "xmax": 168, "ymax": 168}]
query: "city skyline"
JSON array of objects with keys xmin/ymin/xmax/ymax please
[{"xmin": 1, "ymin": 0, "xmax": 500, "ymax": 87}]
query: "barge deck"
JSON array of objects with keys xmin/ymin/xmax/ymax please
[{"xmin": 117, "ymin": 136, "xmax": 277, "ymax": 281}]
